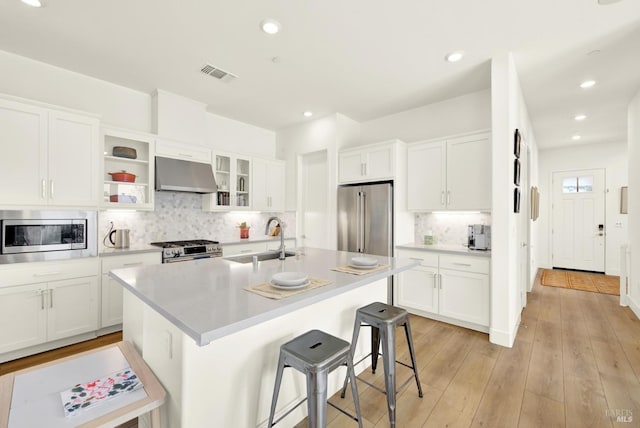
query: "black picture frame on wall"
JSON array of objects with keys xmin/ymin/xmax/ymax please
[
  {"xmin": 514, "ymin": 187, "xmax": 521, "ymax": 213},
  {"xmin": 514, "ymin": 158, "xmax": 521, "ymax": 186},
  {"xmin": 514, "ymin": 129, "xmax": 521, "ymax": 159}
]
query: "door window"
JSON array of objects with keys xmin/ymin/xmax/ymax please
[{"xmin": 562, "ymin": 176, "xmax": 593, "ymax": 193}]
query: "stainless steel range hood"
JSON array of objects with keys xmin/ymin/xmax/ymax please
[{"xmin": 155, "ymin": 156, "xmax": 217, "ymax": 193}]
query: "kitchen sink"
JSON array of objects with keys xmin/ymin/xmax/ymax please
[{"xmin": 224, "ymin": 250, "xmax": 296, "ymax": 264}]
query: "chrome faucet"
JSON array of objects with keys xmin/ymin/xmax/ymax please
[{"xmin": 265, "ymin": 216, "xmax": 286, "ymax": 260}]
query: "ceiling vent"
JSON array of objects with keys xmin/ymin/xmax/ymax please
[{"xmin": 200, "ymin": 64, "xmax": 237, "ymax": 83}]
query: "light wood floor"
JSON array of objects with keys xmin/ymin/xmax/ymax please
[
  {"xmin": 295, "ymin": 271, "xmax": 640, "ymax": 427},
  {"xmin": 2, "ymin": 271, "xmax": 639, "ymax": 428}
]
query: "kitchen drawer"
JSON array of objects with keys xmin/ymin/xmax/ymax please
[
  {"xmin": 439, "ymin": 254, "xmax": 489, "ymax": 274},
  {"xmin": 396, "ymin": 249, "xmax": 438, "ymax": 268},
  {"xmin": 101, "ymin": 252, "xmax": 161, "ymax": 274},
  {"xmin": 222, "ymin": 242, "xmax": 265, "ymax": 257},
  {"xmin": 0, "ymin": 258, "xmax": 100, "ymax": 288}
]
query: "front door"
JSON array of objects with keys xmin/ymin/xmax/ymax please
[{"xmin": 552, "ymin": 169, "xmax": 605, "ymax": 272}]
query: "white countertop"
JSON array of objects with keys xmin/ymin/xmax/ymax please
[
  {"xmin": 109, "ymin": 247, "xmax": 419, "ymax": 346},
  {"xmin": 99, "ymin": 244, "xmax": 162, "ymax": 257},
  {"xmin": 396, "ymin": 243, "xmax": 491, "ymax": 257}
]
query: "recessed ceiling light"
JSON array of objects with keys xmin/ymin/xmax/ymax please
[
  {"xmin": 572, "ymin": 135, "xmax": 582, "ymax": 140},
  {"xmin": 20, "ymin": 0, "xmax": 42, "ymax": 7},
  {"xmin": 303, "ymin": 111, "xmax": 313, "ymax": 118},
  {"xmin": 260, "ymin": 19, "xmax": 281, "ymax": 35},
  {"xmin": 580, "ymin": 80, "xmax": 596, "ymax": 89},
  {"xmin": 574, "ymin": 114, "xmax": 587, "ymax": 121},
  {"xmin": 445, "ymin": 51, "xmax": 464, "ymax": 63}
]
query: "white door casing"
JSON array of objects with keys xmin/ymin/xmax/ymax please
[
  {"xmin": 552, "ymin": 169, "xmax": 606, "ymax": 272},
  {"xmin": 298, "ymin": 150, "xmax": 329, "ymax": 249}
]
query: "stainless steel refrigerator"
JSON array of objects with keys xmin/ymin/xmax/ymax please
[{"xmin": 337, "ymin": 182, "xmax": 393, "ymax": 257}]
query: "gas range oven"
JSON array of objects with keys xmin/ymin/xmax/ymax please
[{"xmin": 149, "ymin": 239, "xmax": 223, "ymax": 263}]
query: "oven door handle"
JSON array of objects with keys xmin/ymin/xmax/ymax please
[{"xmin": 192, "ymin": 255, "xmax": 211, "ymax": 260}]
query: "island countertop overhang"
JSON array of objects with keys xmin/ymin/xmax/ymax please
[{"xmin": 109, "ymin": 247, "xmax": 419, "ymax": 346}]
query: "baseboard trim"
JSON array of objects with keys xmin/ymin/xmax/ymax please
[
  {"xmin": 489, "ymin": 314, "xmax": 520, "ymax": 348},
  {"xmin": 628, "ymin": 295, "xmax": 640, "ymax": 320}
]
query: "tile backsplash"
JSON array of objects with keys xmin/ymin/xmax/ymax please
[
  {"xmin": 414, "ymin": 212, "xmax": 492, "ymax": 246},
  {"xmin": 98, "ymin": 191, "xmax": 295, "ymax": 248}
]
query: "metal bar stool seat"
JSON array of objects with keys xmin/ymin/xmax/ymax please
[
  {"xmin": 268, "ymin": 329, "xmax": 363, "ymax": 428},
  {"xmin": 340, "ymin": 302, "xmax": 423, "ymax": 427}
]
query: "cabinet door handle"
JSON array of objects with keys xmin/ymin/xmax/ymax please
[
  {"xmin": 364, "ymin": 163, "xmax": 367, "ymax": 176},
  {"xmin": 50, "ymin": 180, "xmax": 55, "ymax": 199},
  {"xmin": 41, "ymin": 179, "xmax": 46, "ymax": 199},
  {"xmin": 49, "ymin": 289, "xmax": 53, "ymax": 308},
  {"xmin": 439, "ymin": 273, "xmax": 443, "ymax": 289},
  {"xmin": 40, "ymin": 290, "xmax": 45, "ymax": 310},
  {"xmin": 123, "ymin": 262, "xmax": 143, "ymax": 267},
  {"xmin": 447, "ymin": 190, "xmax": 451, "ymax": 205},
  {"xmin": 441, "ymin": 191, "xmax": 445, "ymax": 205},
  {"xmin": 452, "ymin": 262, "xmax": 472, "ymax": 267},
  {"xmin": 34, "ymin": 271, "xmax": 61, "ymax": 277}
]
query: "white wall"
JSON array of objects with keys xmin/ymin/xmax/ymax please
[
  {"xmin": 491, "ymin": 52, "xmax": 539, "ymax": 347},
  {"xmin": 627, "ymin": 89, "xmax": 640, "ymax": 316},
  {"xmin": 359, "ymin": 89, "xmax": 491, "ymax": 145},
  {"xmin": 205, "ymin": 113, "xmax": 276, "ymax": 158},
  {"xmin": 0, "ymin": 50, "xmax": 276, "ymax": 159},
  {"xmin": 0, "ymin": 50, "xmax": 151, "ymax": 132},
  {"xmin": 537, "ymin": 141, "xmax": 628, "ymax": 275}
]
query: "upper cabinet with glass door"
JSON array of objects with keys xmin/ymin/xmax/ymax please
[
  {"xmin": 203, "ymin": 152, "xmax": 252, "ymax": 211},
  {"xmin": 101, "ymin": 126, "xmax": 154, "ymax": 210}
]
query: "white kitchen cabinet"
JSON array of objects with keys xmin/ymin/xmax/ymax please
[
  {"xmin": 0, "ymin": 96, "xmax": 99, "ymax": 208},
  {"xmin": 101, "ymin": 126, "xmax": 155, "ymax": 210},
  {"xmin": 47, "ymin": 276, "xmax": 99, "ymax": 341},
  {"xmin": 252, "ymin": 157, "xmax": 285, "ymax": 211},
  {"xmin": 222, "ymin": 239, "xmax": 296, "ymax": 256},
  {"xmin": 203, "ymin": 152, "xmax": 252, "ymax": 211},
  {"xmin": 100, "ymin": 252, "xmax": 161, "ymax": 328},
  {"xmin": 338, "ymin": 141, "xmax": 396, "ymax": 184},
  {"xmin": 155, "ymin": 138, "xmax": 211, "ymax": 163},
  {"xmin": 395, "ymin": 249, "xmax": 490, "ymax": 331},
  {"xmin": 0, "ymin": 283, "xmax": 47, "ymax": 354},
  {"xmin": 0, "ymin": 258, "xmax": 99, "ymax": 355},
  {"xmin": 408, "ymin": 132, "xmax": 491, "ymax": 211}
]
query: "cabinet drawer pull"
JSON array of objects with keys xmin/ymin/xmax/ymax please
[
  {"xmin": 49, "ymin": 289, "xmax": 53, "ymax": 308},
  {"xmin": 178, "ymin": 153, "xmax": 193, "ymax": 158},
  {"xmin": 123, "ymin": 262, "xmax": 143, "ymax": 267},
  {"xmin": 452, "ymin": 262, "xmax": 472, "ymax": 267},
  {"xmin": 240, "ymin": 249, "xmax": 254, "ymax": 253},
  {"xmin": 50, "ymin": 179, "xmax": 54, "ymax": 199},
  {"xmin": 33, "ymin": 271, "xmax": 61, "ymax": 277},
  {"xmin": 409, "ymin": 257, "xmax": 424, "ymax": 261}
]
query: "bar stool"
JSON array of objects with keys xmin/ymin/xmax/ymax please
[
  {"xmin": 340, "ymin": 302, "xmax": 423, "ymax": 427},
  {"xmin": 268, "ymin": 329, "xmax": 363, "ymax": 428}
]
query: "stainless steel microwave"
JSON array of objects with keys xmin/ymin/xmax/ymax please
[{"xmin": 0, "ymin": 210, "xmax": 97, "ymax": 264}]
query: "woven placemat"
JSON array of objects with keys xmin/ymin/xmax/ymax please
[
  {"xmin": 244, "ymin": 277, "xmax": 332, "ymax": 300},
  {"xmin": 331, "ymin": 264, "xmax": 390, "ymax": 276}
]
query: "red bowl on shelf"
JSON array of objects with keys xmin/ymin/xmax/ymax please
[{"xmin": 108, "ymin": 171, "xmax": 136, "ymax": 182}]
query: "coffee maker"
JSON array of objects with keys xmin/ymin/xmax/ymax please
[{"xmin": 468, "ymin": 224, "xmax": 491, "ymax": 250}]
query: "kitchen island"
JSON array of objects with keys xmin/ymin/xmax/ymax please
[{"xmin": 109, "ymin": 247, "xmax": 418, "ymax": 428}]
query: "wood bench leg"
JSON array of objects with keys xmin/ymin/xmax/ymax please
[{"xmin": 149, "ymin": 408, "xmax": 161, "ymax": 428}]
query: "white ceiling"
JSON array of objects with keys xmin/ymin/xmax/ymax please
[{"xmin": 1, "ymin": 0, "xmax": 639, "ymax": 149}]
